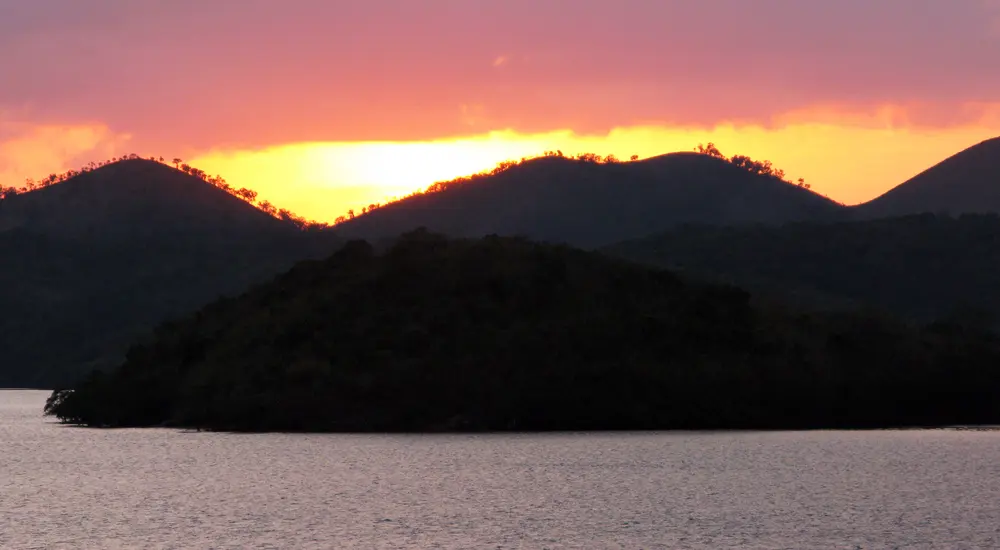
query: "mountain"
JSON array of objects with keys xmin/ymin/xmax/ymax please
[
  {"xmin": 44, "ymin": 230, "xmax": 1000, "ymax": 432},
  {"xmin": 604, "ymin": 213, "xmax": 1000, "ymax": 324},
  {"xmin": 0, "ymin": 158, "xmax": 292, "ymax": 241},
  {"xmin": 0, "ymin": 159, "xmax": 339, "ymax": 388},
  {"xmin": 853, "ymin": 137, "xmax": 1000, "ymax": 219},
  {"xmin": 12, "ymin": 137, "xmax": 1000, "ymax": 390},
  {"xmin": 334, "ymin": 153, "xmax": 847, "ymax": 248}
]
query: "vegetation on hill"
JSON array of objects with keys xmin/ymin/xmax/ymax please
[
  {"xmin": 0, "ymin": 153, "xmax": 326, "ymax": 230},
  {"xmin": 605, "ymin": 213, "xmax": 1000, "ymax": 325},
  {"xmin": 8, "ymin": 135, "xmax": 996, "ymax": 230},
  {"xmin": 0, "ymin": 143, "xmax": 830, "ymax": 231},
  {"xmin": 45, "ymin": 230, "xmax": 1000, "ymax": 432},
  {"xmin": 694, "ymin": 142, "xmax": 807, "ymax": 187},
  {"xmin": 333, "ymin": 148, "xmax": 844, "ymax": 247},
  {"xmin": 335, "ymin": 145, "xmax": 820, "ymax": 225}
]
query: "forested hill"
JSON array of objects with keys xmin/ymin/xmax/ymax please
[
  {"xmin": 605, "ymin": 213, "xmax": 1000, "ymax": 325},
  {"xmin": 0, "ymin": 159, "xmax": 340, "ymax": 388},
  {"xmin": 333, "ymin": 152, "xmax": 846, "ymax": 248},
  {"xmin": 46, "ymin": 230, "xmax": 1000, "ymax": 432},
  {"xmin": 0, "ymin": 158, "xmax": 299, "ymax": 241}
]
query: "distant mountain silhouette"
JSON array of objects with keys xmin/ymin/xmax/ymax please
[
  {"xmin": 334, "ymin": 153, "xmax": 846, "ymax": 248},
  {"xmin": 0, "ymin": 159, "xmax": 339, "ymax": 388},
  {"xmin": 0, "ymin": 158, "xmax": 294, "ymax": 241},
  {"xmin": 853, "ymin": 137, "xmax": 1000, "ymax": 219}
]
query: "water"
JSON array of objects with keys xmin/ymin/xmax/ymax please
[{"xmin": 2, "ymin": 390, "xmax": 1000, "ymax": 549}]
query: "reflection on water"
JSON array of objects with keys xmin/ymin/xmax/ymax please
[{"xmin": 2, "ymin": 390, "xmax": 1000, "ymax": 549}]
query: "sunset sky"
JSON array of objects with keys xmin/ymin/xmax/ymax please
[{"xmin": 2, "ymin": 0, "xmax": 999, "ymax": 222}]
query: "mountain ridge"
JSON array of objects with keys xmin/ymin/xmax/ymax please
[
  {"xmin": 333, "ymin": 151, "xmax": 846, "ymax": 248},
  {"xmin": 0, "ymin": 158, "xmax": 301, "ymax": 241},
  {"xmin": 330, "ymin": 137, "xmax": 1000, "ymax": 239}
]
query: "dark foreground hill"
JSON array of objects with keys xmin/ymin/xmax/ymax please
[
  {"xmin": 0, "ymin": 158, "xmax": 295, "ymax": 240},
  {"xmin": 0, "ymin": 160, "xmax": 339, "ymax": 388},
  {"xmin": 853, "ymin": 137, "xmax": 1000, "ymax": 219},
  {"xmin": 46, "ymin": 230, "xmax": 1000, "ymax": 432},
  {"xmin": 605, "ymin": 213, "xmax": 1000, "ymax": 324},
  {"xmin": 334, "ymin": 153, "xmax": 846, "ymax": 248}
]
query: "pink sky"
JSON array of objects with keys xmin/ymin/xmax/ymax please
[{"xmin": 2, "ymin": 0, "xmax": 999, "ymax": 220}]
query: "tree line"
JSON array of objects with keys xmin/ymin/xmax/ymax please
[
  {"xmin": 1, "ymin": 145, "xmax": 822, "ymax": 228},
  {"xmin": 338, "ymin": 145, "xmax": 825, "ymax": 223},
  {"xmin": 695, "ymin": 142, "xmax": 810, "ymax": 188},
  {"xmin": 324, "ymin": 150, "xmax": 639, "ymax": 224},
  {"xmin": 0, "ymin": 154, "xmax": 330, "ymax": 231}
]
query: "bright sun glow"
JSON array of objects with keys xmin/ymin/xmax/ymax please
[
  {"xmin": 315, "ymin": 139, "xmax": 549, "ymax": 199},
  {"xmin": 5, "ymin": 117, "xmax": 998, "ymax": 225},
  {"xmin": 184, "ymin": 121, "xmax": 1000, "ymax": 223}
]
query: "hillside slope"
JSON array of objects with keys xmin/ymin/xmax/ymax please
[
  {"xmin": 605, "ymin": 213, "xmax": 1000, "ymax": 324},
  {"xmin": 335, "ymin": 153, "xmax": 846, "ymax": 248},
  {"xmin": 0, "ymin": 160, "xmax": 339, "ymax": 388},
  {"xmin": 0, "ymin": 159, "xmax": 293, "ymax": 241},
  {"xmin": 44, "ymin": 230, "xmax": 1000, "ymax": 432},
  {"xmin": 853, "ymin": 137, "xmax": 1000, "ymax": 219}
]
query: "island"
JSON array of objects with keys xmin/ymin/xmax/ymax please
[{"xmin": 45, "ymin": 230, "xmax": 1000, "ymax": 432}]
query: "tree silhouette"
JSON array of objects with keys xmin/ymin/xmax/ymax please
[
  {"xmin": 2, "ymin": 144, "xmax": 813, "ymax": 232},
  {"xmin": 694, "ymin": 143, "xmax": 809, "ymax": 187},
  {"xmin": 0, "ymin": 186, "xmax": 19, "ymax": 201},
  {"xmin": 695, "ymin": 143, "xmax": 724, "ymax": 158},
  {"xmin": 236, "ymin": 188, "xmax": 258, "ymax": 203},
  {"xmin": 258, "ymin": 201, "xmax": 277, "ymax": 216},
  {"xmin": 3, "ymin": 154, "xmax": 329, "ymax": 231}
]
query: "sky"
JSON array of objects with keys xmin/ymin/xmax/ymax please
[{"xmin": 2, "ymin": 0, "xmax": 999, "ymax": 221}]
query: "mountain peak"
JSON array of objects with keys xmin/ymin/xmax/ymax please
[
  {"xmin": 0, "ymin": 157, "xmax": 293, "ymax": 240},
  {"xmin": 334, "ymin": 152, "xmax": 844, "ymax": 248}
]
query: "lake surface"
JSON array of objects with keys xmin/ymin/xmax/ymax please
[{"xmin": 3, "ymin": 390, "xmax": 1000, "ymax": 549}]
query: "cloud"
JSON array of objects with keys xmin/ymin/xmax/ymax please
[
  {"xmin": 0, "ymin": 0, "xmax": 998, "ymax": 151},
  {"xmin": 0, "ymin": 117, "xmax": 132, "ymax": 187},
  {"xmin": 460, "ymin": 104, "xmax": 490, "ymax": 127},
  {"xmin": 771, "ymin": 102, "xmax": 1000, "ymax": 130}
]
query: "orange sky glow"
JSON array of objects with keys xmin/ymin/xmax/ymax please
[
  {"xmin": 188, "ymin": 113, "xmax": 1000, "ymax": 222},
  {"xmin": 4, "ymin": 111, "xmax": 999, "ymax": 223},
  {"xmin": 2, "ymin": 1, "xmax": 1000, "ymax": 223}
]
